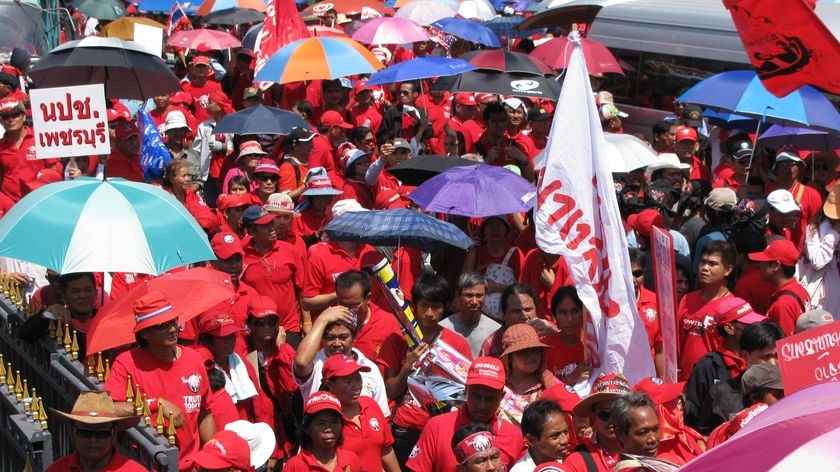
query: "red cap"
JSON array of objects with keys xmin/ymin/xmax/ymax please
[
  {"xmin": 107, "ymin": 101, "xmax": 132, "ymax": 123},
  {"xmin": 634, "ymin": 377, "xmax": 686, "ymax": 405},
  {"xmin": 23, "ymin": 168, "xmax": 63, "ymax": 194},
  {"xmin": 455, "ymin": 93, "xmax": 476, "ymax": 106},
  {"xmin": 216, "ymin": 193, "xmax": 254, "ymax": 212},
  {"xmin": 320, "ymin": 110, "xmax": 353, "ymax": 129},
  {"xmin": 323, "ymin": 354, "xmax": 371, "ymax": 380},
  {"xmin": 466, "ymin": 357, "xmax": 505, "ymax": 390},
  {"xmin": 191, "ymin": 55, "xmax": 212, "ymax": 67},
  {"xmin": 541, "ymin": 383, "xmax": 582, "ymax": 412},
  {"xmin": 198, "ymin": 311, "xmax": 239, "ymax": 336},
  {"xmin": 0, "ymin": 98, "xmax": 22, "ymax": 114},
  {"xmin": 627, "ymin": 209, "xmax": 664, "ymax": 238},
  {"xmin": 248, "ymin": 295, "xmax": 278, "ymax": 319},
  {"xmin": 114, "ymin": 121, "xmax": 139, "ymax": 140},
  {"xmin": 354, "ymin": 80, "xmax": 376, "ymax": 94},
  {"xmin": 304, "ymin": 391, "xmax": 343, "ymax": 415},
  {"xmin": 193, "ymin": 430, "xmax": 251, "ymax": 472},
  {"xmin": 715, "ymin": 296, "xmax": 767, "ymax": 325},
  {"xmin": 475, "ymin": 93, "xmax": 497, "ymax": 104},
  {"xmin": 675, "ymin": 125, "xmax": 698, "ymax": 143},
  {"xmin": 374, "ymin": 189, "xmax": 409, "ymax": 210},
  {"xmin": 748, "ymin": 239, "xmax": 798, "ymax": 266},
  {"xmin": 133, "ymin": 291, "xmax": 179, "ymax": 333},
  {"xmin": 210, "ymin": 232, "xmax": 244, "ymax": 260},
  {"xmin": 171, "ymin": 91, "xmax": 192, "ymax": 106},
  {"xmin": 254, "ymin": 158, "xmax": 280, "ymax": 176}
]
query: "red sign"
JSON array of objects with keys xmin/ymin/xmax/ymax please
[{"xmin": 777, "ymin": 320, "xmax": 840, "ymax": 394}]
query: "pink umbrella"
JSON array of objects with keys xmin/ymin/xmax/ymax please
[
  {"xmin": 681, "ymin": 381, "xmax": 840, "ymax": 471},
  {"xmin": 530, "ymin": 35, "xmax": 623, "ymax": 75},
  {"xmin": 167, "ymin": 29, "xmax": 242, "ymax": 50},
  {"xmin": 351, "ymin": 17, "xmax": 430, "ymax": 45},
  {"xmin": 308, "ymin": 25, "xmax": 349, "ymax": 37}
]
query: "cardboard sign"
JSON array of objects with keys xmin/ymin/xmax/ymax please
[
  {"xmin": 777, "ymin": 320, "xmax": 840, "ymax": 394},
  {"xmin": 651, "ymin": 226, "xmax": 678, "ymax": 383},
  {"xmin": 133, "ymin": 23, "xmax": 163, "ymax": 58},
  {"xmin": 30, "ymin": 84, "xmax": 110, "ymax": 159}
]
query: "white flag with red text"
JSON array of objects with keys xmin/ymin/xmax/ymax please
[{"xmin": 534, "ymin": 31, "xmax": 654, "ymax": 392}]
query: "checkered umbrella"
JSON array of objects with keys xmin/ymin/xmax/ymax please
[{"xmin": 324, "ymin": 208, "xmax": 474, "ymax": 251}]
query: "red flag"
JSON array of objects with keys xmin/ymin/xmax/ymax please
[
  {"xmin": 724, "ymin": 0, "xmax": 840, "ymax": 97},
  {"xmin": 256, "ymin": 0, "xmax": 310, "ymax": 74}
]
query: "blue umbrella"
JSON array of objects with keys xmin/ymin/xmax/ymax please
[
  {"xmin": 324, "ymin": 208, "xmax": 474, "ymax": 251},
  {"xmin": 0, "ymin": 178, "xmax": 214, "ymax": 275},
  {"xmin": 212, "ymin": 104, "xmax": 310, "ymax": 135},
  {"xmin": 431, "ymin": 17, "xmax": 502, "ymax": 48},
  {"xmin": 756, "ymin": 124, "xmax": 840, "ymax": 151},
  {"xmin": 364, "ymin": 57, "xmax": 477, "ymax": 86},
  {"xmin": 702, "ymin": 109, "xmax": 758, "ymax": 130},
  {"xmin": 482, "ymin": 16, "xmax": 546, "ymax": 39},
  {"xmin": 678, "ymin": 70, "xmax": 840, "ymax": 132},
  {"xmin": 409, "ymin": 164, "xmax": 537, "ymax": 217},
  {"xmin": 242, "ymin": 21, "xmax": 263, "ymax": 50}
]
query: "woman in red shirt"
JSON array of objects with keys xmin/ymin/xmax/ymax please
[
  {"xmin": 284, "ymin": 391, "xmax": 363, "ymax": 472},
  {"xmin": 161, "ymin": 160, "xmax": 217, "ymax": 231}
]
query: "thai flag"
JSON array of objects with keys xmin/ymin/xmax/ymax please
[{"xmin": 166, "ymin": 1, "xmax": 188, "ymax": 36}]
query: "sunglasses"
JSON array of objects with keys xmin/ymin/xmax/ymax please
[
  {"xmin": 632, "ymin": 269, "xmax": 645, "ymax": 278},
  {"xmin": 595, "ymin": 410, "xmax": 612, "ymax": 423},
  {"xmin": 0, "ymin": 111, "xmax": 23, "ymax": 120},
  {"xmin": 363, "ymin": 138, "xmax": 375, "ymax": 145},
  {"xmin": 399, "ymin": 90, "xmax": 413, "ymax": 96},
  {"xmin": 148, "ymin": 319, "xmax": 178, "ymax": 331},
  {"xmin": 75, "ymin": 427, "xmax": 114, "ymax": 439},
  {"xmin": 251, "ymin": 317, "xmax": 279, "ymax": 327},
  {"xmin": 255, "ymin": 173, "xmax": 278, "ymax": 182}
]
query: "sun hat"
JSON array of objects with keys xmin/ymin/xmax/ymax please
[
  {"xmin": 225, "ymin": 420, "xmax": 276, "ymax": 469},
  {"xmin": 644, "ymin": 153, "xmax": 690, "ymax": 179},
  {"xmin": 741, "ymin": 364, "xmax": 783, "ymax": 395},
  {"xmin": 303, "ymin": 167, "xmax": 343, "ymax": 197},
  {"xmin": 253, "ymin": 158, "xmax": 280, "ymax": 176},
  {"xmin": 500, "ymin": 324, "xmax": 550, "ymax": 358},
  {"xmin": 133, "ymin": 291, "xmax": 180, "ymax": 333},
  {"xmin": 51, "ymin": 391, "xmax": 140, "ymax": 431},
  {"xmin": 237, "ymin": 141, "xmax": 268, "ymax": 161},
  {"xmin": 704, "ymin": 187, "xmax": 737, "ymax": 212},
  {"xmin": 161, "ymin": 111, "xmax": 189, "ymax": 133},
  {"xmin": 823, "ymin": 183, "xmax": 840, "ymax": 220},
  {"xmin": 265, "ymin": 192, "xmax": 299, "ymax": 216},
  {"xmin": 572, "ymin": 372, "xmax": 631, "ymax": 417}
]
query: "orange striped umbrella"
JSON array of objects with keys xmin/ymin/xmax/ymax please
[{"xmin": 254, "ymin": 36, "xmax": 384, "ymax": 84}]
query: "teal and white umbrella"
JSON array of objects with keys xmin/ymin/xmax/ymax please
[{"xmin": 0, "ymin": 177, "xmax": 215, "ymax": 275}]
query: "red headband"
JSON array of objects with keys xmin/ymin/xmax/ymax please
[{"xmin": 454, "ymin": 432, "xmax": 496, "ymax": 464}]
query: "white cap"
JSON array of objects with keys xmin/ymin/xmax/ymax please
[
  {"xmin": 331, "ymin": 199, "xmax": 365, "ymax": 219},
  {"xmin": 767, "ymin": 189, "xmax": 801, "ymax": 214},
  {"xmin": 501, "ymin": 97, "xmax": 526, "ymax": 112}
]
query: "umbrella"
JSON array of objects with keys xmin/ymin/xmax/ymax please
[
  {"xmin": 431, "ymin": 17, "xmax": 501, "ymax": 48},
  {"xmin": 101, "ymin": 17, "xmax": 166, "ymax": 40},
  {"xmin": 677, "ymin": 70, "xmax": 840, "ymax": 132},
  {"xmin": 603, "ymin": 133, "xmax": 659, "ymax": 173},
  {"xmin": 212, "ymin": 104, "xmax": 310, "ymax": 135},
  {"xmin": 308, "ymin": 25, "xmax": 350, "ymax": 37},
  {"xmin": 680, "ymin": 382, "xmax": 840, "ymax": 471},
  {"xmin": 457, "ymin": 0, "xmax": 497, "ymax": 21},
  {"xmin": 0, "ymin": 177, "xmax": 215, "ymax": 275},
  {"xmin": 254, "ymin": 36, "xmax": 383, "ymax": 84},
  {"xmin": 324, "ymin": 208, "xmax": 475, "ymax": 251},
  {"xmin": 409, "ymin": 164, "xmax": 538, "ymax": 217},
  {"xmin": 530, "ymin": 35, "xmax": 623, "ymax": 75},
  {"xmin": 138, "ymin": 0, "xmax": 205, "ymax": 13},
  {"xmin": 86, "ymin": 267, "xmax": 235, "ymax": 354},
  {"xmin": 202, "ymin": 7, "xmax": 265, "ymax": 25},
  {"xmin": 387, "ymin": 155, "xmax": 479, "ymax": 185},
  {"xmin": 243, "ymin": 22, "xmax": 348, "ymax": 50},
  {"xmin": 198, "ymin": 0, "xmax": 266, "ymax": 15},
  {"xmin": 73, "ymin": 0, "xmax": 126, "ymax": 20},
  {"xmin": 365, "ymin": 57, "xmax": 476, "ymax": 86},
  {"xmin": 702, "ymin": 109, "xmax": 759, "ymax": 130},
  {"xmin": 394, "ymin": 0, "xmax": 458, "ymax": 26},
  {"xmin": 756, "ymin": 124, "xmax": 840, "ymax": 151},
  {"xmin": 431, "ymin": 69, "xmax": 561, "ymax": 100},
  {"xmin": 167, "ymin": 29, "xmax": 242, "ymax": 50},
  {"xmin": 387, "ymin": 0, "xmax": 459, "ymax": 7},
  {"xmin": 303, "ymin": 0, "xmax": 394, "ymax": 17},
  {"xmin": 351, "ymin": 17, "xmax": 429, "ymax": 45},
  {"xmin": 482, "ymin": 16, "xmax": 546, "ymax": 39},
  {"xmin": 461, "ymin": 48, "xmax": 553, "ymax": 75},
  {"xmin": 28, "ymin": 37, "xmax": 180, "ymax": 100}
]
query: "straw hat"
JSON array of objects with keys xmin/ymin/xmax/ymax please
[
  {"xmin": 823, "ymin": 183, "xmax": 840, "ymax": 220},
  {"xmin": 571, "ymin": 372, "xmax": 631, "ymax": 417},
  {"xmin": 51, "ymin": 391, "xmax": 140, "ymax": 431},
  {"xmin": 500, "ymin": 324, "xmax": 549, "ymax": 358}
]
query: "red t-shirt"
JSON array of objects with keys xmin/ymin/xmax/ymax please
[
  {"xmin": 45, "ymin": 450, "xmax": 147, "ymax": 472},
  {"xmin": 292, "ymin": 205, "xmax": 327, "ymax": 241},
  {"xmin": 181, "ymin": 80, "xmax": 222, "ymax": 124},
  {"xmin": 542, "ymin": 332, "xmax": 586, "ymax": 379},
  {"xmin": 733, "ymin": 264, "xmax": 775, "ymax": 315},
  {"xmin": 104, "ymin": 347, "xmax": 212, "ymax": 471},
  {"xmin": 447, "ymin": 117, "xmax": 484, "ymax": 153},
  {"xmin": 342, "ymin": 178, "xmax": 376, "ymax": 209},
  {"xmin": 0, "ymin": 127, "xmax": 59, "ymax": 201},
  {"xmin": 354, "ymin": 303, "xmax": 402, "ymax": 360},
  {"xmin": 677, "ymin": 292, "xmax": 731, "ymax": 381},
  {"xmin": 563, "ymin": 437, "xmax": 620, "ymax": 472},
  {"xmin": 282, "ymin": 447, "xmax": 362, "ymax": 472},
  {"xmin": 241, "ymin": 240, "xmax": 305, "ymax": 333},
  {"xmin": 302, "ymin": 241, "xmax": 373, "ymax": 319},
  {"xmin": 689, "ymin": 155, "xmax": 711, "ymax": 181},
  {"xmin": 520, "ymin": 249, "xmax": 573, "ymax": 320},
  {"xmin": 376, "ymin": 328, "xmax": 473, "ymax": 431},
  {"xmin": 711, "ymin": 162, "xmax": 742, "ymax": 193},
  {"xmin": 310, "ymin": 135, "xmax": 343, "ymax": 189},
  {"xmin": 350, "ymin": 104, "xmax": 382, "ymax": 132},
  {"xmin": 638, "ymin": 285, "xmax": 664, "ymax": 357},
  {"xmin": 107, "ymin": 148, "xmax": 144, "ymax": 182},
  {"xmin": 767, "ymin": 279, "xmax": 810, "ymax": 336},
  {"xmin": 343, "ymin": 396, "xmax": 394, "ymax": 470}
]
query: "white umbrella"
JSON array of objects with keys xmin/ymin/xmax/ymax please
[
  {"xmin": 457, "ymin": 0, "xmax": 497, "ymax": 21},
  {"xmin": 603, "ymin": 133, "xmax": 659, "ymax": 173},
  {"xmin": 394, "ymin": 0, "xmax": 458, "ymax": 26}
]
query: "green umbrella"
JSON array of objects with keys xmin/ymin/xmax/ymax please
[{"xmin": 73, "ymin": 0, "xmax": 125, "ymax": 20}]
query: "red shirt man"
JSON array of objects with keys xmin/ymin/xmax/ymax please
[
  {"xmin": 748, "ymin": 239, "xmax": 811, "ymax": 336},
  {"xmin": 520, "ymin": 249, "xmax": 573, "ymax": 320},
  {"xmin": 0, "ymin": 100, "xmax": 60, "ymax": 201},
  {"xmin": 446, "ymin": 93, "xmax": 485, "ymax": 153},
  {"xmin": 181, "ymin": 56, "xmax": 223, "ymax": 124},
  {"xmin": 301, "ymin": 236, "xmax": 374, "ymax": 321},
  {"xmin": 107, "ymin": 121, "xmax": 144, "ymax": 182},
  {"xmin": 673, "ymin": 126, "xmax": 710, "ymax": 181}
]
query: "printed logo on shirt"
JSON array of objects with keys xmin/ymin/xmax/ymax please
[
  {"xmin": 183, "ymin": 373, "xmax": 202, "ymax": 393},
  {"xmin": 124, "ymin": 273, "xmax": 135, "ymax": 284},
  {"xmin": 183, "ymin": 394, "xmax": 201, "ymax": 413},
  {"xmin": 409, "ymin": 446, "xmax": 420, "ymax": 459},
  {"xmin": 553, "ymin": 362, "xmax": 578, "ymax": 379},
  {"xmin": 682, "ymin": 317, "xmax": 705, "ymax": 336},
  {"xmin": 643, "ymin": 308, "xmax": 658, "ymax": 323},
  {"xmin": 369, "ymin": 417, "xmax": 380, "ymax": 431}
]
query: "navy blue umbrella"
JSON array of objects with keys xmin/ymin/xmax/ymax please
[
  {"xmin": 212, "ymin": 104, "xmax": 309, "ymax": 135},
  {"xmin": 482, "ymin": 16, "xmax": 545, "ymax": 39},
  {"xmin": 324, "ymin": 208, "xmax": 475, "ymax": 251}
]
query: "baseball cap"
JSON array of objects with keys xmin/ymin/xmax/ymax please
[
  {"xmin": 106, "ymin": 101, "xmax": 132, "ymax": 122},
  {"xmin": 501, "ymin": 97, "xmax": 526, "ymax": 112},
  {"xmin": 682, "ymin": 104, "xmax": 704, "ymax": 128},
  {"xmin": 193, "ymin": 430, "xmax": 251, "ymax": 472},
  {"xmin": 675, "ymin": 126, "xmax": 698, "ymax": 143},
  {"xmin": 304, "ymin": 391, "xmax": 343, "ymax": 415},
  {"xmin": 288, "ymin": 126, "xmax": 316, "ymax": 145},
  {"xmin": 795, "ymin": 309, "xmax": 835, "ymax": 333},
  {"xmin": 243, "ymin": 205, "xmax": 277, "ymax": 226},
  {"xmin": 773, "ymin": 149, "xmax": 803, "ymax": 169},
  {"xmin": 243, "ymin": 86, "xmax": 262, "ymax": 100},
  {"xmin": 114, "ymin": 121, "xmax": 140, "ymax": 140},
  {"xmin": 341, "ymin": 149, "xmax": 370, "ymax": 170},
  {"xmin": 627, "ymin": 209, "xmax": 664, "ymax": 238},
  {"xmin": 354, "ymin": 79, "xmax": 375, "ymax": 94},
  {"xmin": 634, "ymin": 377, "xmax": 686, "ymax": 405},
  {"xmin": 528, "ymin": 106, "xmax": 553, "ymax": 121},
  {"xmin": 766, "ymin": 189, "xmax": 801, "ymax": 214},
  {"xmin": 715, "ymin": 296, "xmax": 767, "ymax": 325},
  {"xmin": 748, "ymin": 239, "xmax": 798, "ymax": 266},
  {"xmin": 198, "ymin": 311, "xmax": 239, "ymax": 336},
  {"xmin": 320, "ymin": 110, "xmax": 352, "ymax": 129},
  {"xmin": 248, "ymin": 295, "xmax": 278, "ymax": 319},
  {"xmin": 392, "ymin": 138, "xmax": 411, "ymax": 151},
  {"xmin": 171, "ymin": 91, "xmax": 192, "ymax": 106},
  {"xmin": 704, "ymin": 187, "xmax": 737, "ymax": 212},
  {"xmin": 741, "ymin": 364, "xmax": 783, "ymax": 394},
  {"xmin": 216, "ymin": 193, "xmax": 255, "ymax": 212},
  {"xmin": 254, "ymin": 158, "xmax": 280, "ymax": 176},
  {"xmin": 727, "ymin": 134, "xmax": 754, "ymax": 160},
  {"xmin": 190, "ymin": 55, "xmax": 211, "ymax": 67},
  {"xmin": 265, "ymin": 192, "xmax": 299, "ymax": 216},
  {"xmin": 454, "ymin": 93, "xmax": 476, "ymax": 106},
  {"xmin": 210, "ymin": 232, "xmax": 244, "ymax": 260},
  {"xmin": 133, "ymin": 291, "xmax": 179, "ymax": 333},
  {"xmin": 322, "ymin": 354, "xmax": 371, "ymax": 380},
  {"xmin": 466, "ymin": 357, "xmax": 505, "ymax": 391}
]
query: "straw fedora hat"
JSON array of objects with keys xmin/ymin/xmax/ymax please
[{"xmin": 50, "ymin": 391, "xmax": 140, "ymax": 431}]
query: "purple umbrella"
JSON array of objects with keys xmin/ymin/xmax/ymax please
[
  {"xmin": 756, "ymin": 124, "xmax": 840, "ymax": 151},
  {"xmin": 409, "ymin": 164, "xmax": 537, "ymax": 217}
]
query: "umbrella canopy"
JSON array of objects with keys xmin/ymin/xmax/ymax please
[
  {"xmin": 387, "ymin": 155, "xmax": 478, "ymax": 185},
  {"xmin": 431, "ymin": 17, "xmax": 501, "ymax": 48},
  {"xmin": 198, "ymin": 0, "xmax": 266, "ymax": 15},
  {"xmin": 603, "ymin": 133, "xmax": 659, "ymax": 173},
  {"xmin": 482, "ymin": 16, "xmax": 545, "ymax": 39},
  {"xmin": 86, "ymin": 267, "xmax": 235, "ymax": 354},
  {"xmin": 307, "ymin": 24, "xmax": 350, "ymax": 37},
  {"xmin": 351, "ymin": 17, "xmax": 430, "ymax": 45},
  {"xmin": 0, "ymin": 177, "xmax": 215, "ymax": 275},
  {"xmin": 255, "ymin": 36, "xmax": 383, "ymax": 83},
  {"xmin": 138, "ymin": 0, "xmax": 206, "ymax": 13},
  {"xmin": 394, "ymin": 0, "xmax": 457, "ymax": 25},
  {"xmin": 756, "ymin": 125, "xmax": 840, "ymax": 151},
  {"xmin": 202, "ymin": 7, "xmax": 265, "ymax": 25},
  {"xmin": 168, "ymin": 28, "xmax": 242, "ymax": 50},
  {"xmin": 101, "ymin": 17, "xmax": 166, "ymax": 40},
  {"xmin": 409, "ymin": 164, "xmax": 537, "ymax": 217},
  {"xmin": 73, "ymin": 0, "xmax": 126, "ymax": 20},
  {"xmin": 325, "ymin": 208, "xmax": 474, "ymax": 251},
  {"xmin": 677, "ymin": 70, "xmax": 840, "ymax": 132},
  {"xmin": 703, "ymin": 109, "xmax": 759, "ymax": 130},
  {"xmin": 29, "ymin": 37, "xmax": 180, "ymax": 100},
  {"xmin": 530, "ymin": 35, "xmax": 623, "ymax": 75},
  {"xmin": 431, "ymin": 69, "xmax": 560, "ymax": 100},
  {"xmin": 461, "ymin": 48, "xmax": 553, "ymax": 75},
  {"xmin": 243, "ymin": 22, "xmax": 348, "ymax": 50},
  {"xmin": 365, "ymin": 57, "xmax": 476, "ymax": 86},
  {"xmin": 303, "ymin": 0, "xmax": 393, "ymax": 17},
  {"xmin": 213, "ymin": 104, "xmax": 310, "ymax": 135},
  {"xmin": 457, "ymin": 0, "xmax": 497, "ymax": 21}
]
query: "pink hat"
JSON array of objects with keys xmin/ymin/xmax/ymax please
[
  {"xmin": 193, "ymin": 430, "xmax": 251, "ymax": 472},
  {"xmin": 322, "ymin": 354, "xmax": 371, "ymax": 380},
  {"xmin": 248, "ymin": 295, "xmax": 278, "ymax": 319},
  {"xmin": 254, "ymin": 158, "xmax": 280, "ymax": 176},
  {"xmin": 634, "ymin": 377, "xmax": 686, "ymax": 405},
  {"xmin": 466, "ymin": 357, "xmax": 505, "ymax": 391},
  {"xmin": 748, "ymin": 239, "xmax": 798, "ymax": 266},
  {"xmin": 133, "ymin": 291, "xmax": 179, "ymax": 333},
  {"xmin": 198, "ymin": 311, "xmax": 239, "ymax": 337},
  {"xmin": 304, "ymin": 391, "xmax": 343, "ymax": 415},
  {"xmin": 320, "ymin": 110, "xmax": 353, "ymax": 129},
  {"xmin": 210, "ymin": 232, "xmax": 244, "ymax": 260},
  {"xmin": 237, "ymin": 140, "xmax": 268, "ymax": 160},
  {"xmin": 715, "ymin": 296, "xmax": 767, "ymax": 325}
]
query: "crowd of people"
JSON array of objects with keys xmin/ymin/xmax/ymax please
[{"xmin": 1, "ymin": 1, "xmax": 837, "ymax": 471}]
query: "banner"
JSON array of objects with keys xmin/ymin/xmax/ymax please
[
  {"xmin": 777, "ymin": 320, "xmax": 840, "ymax": 394},
  {"xmin": 724, "ymin": 0, "xmax": 840, "ymax": 97},
  {"xmin": 31, "ymin": 84, "xmax": 110, "ymax": 159},
  {"xmin": 534, "ymin": 31, "xmax": 654, "ymax": 392},
  {"xmin": 255, "ymin": 0, "xmax": 309, "ymax": 75},
  {"xmin": 651, "ymin": 227, "xmax": 678, "ymax": 383}
]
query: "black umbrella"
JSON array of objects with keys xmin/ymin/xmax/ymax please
[
  {"xmin": 387, "ymin": 155, "xmax": 478, "ymax": 186},
  {"xmin": 29, "ymin": 37, "xmax": 179, "ymax": 100},
  {"xmin": 460, "ymin": 49, "xmax": 554, "ymax": 75},
  {"xmin": 431, "ymin": 70, "xmax": 562, "ymax": 101},
  {"xmin": 213, "ymin": 104, "xmax": 310, "ymax": 135},
  {"xmin": 202, "ymin": 8, "xmax": 265, "ymax": 26}
]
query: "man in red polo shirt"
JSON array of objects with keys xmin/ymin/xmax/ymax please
[
  {"xmin": 107, "ymin": 121, "xmax": 144, "ymax": 182},
  {"xmin": 749, "ymin": 239, "xmax": 810, "ymax": 336},
  {"xmin": 520, "ymin": 249, "xmax": 573, "ymax": 320},
  {"xmin": 766, "ymin": 150, "xmax": 822, "ymax": 249},
  {"xmin": 349, "ymin": 80, "xmax": 383, "ymax": 131},
  {"xmin": 446, "ymin": 93, "xmax": 484, "ymax": 153},
  {"xmin": 205, "ymin": 231, "xmax": 256, "ymax": 356},
  {"xmin": 311, "ymin": 110, "xmax": 353, "ymax": 188},
  {"xmin": 406, "ymin": 357, "xmax": 525, "ymax": 472},
  {"xmin": 182, "ymin": 56, "xmax": 222, "ymax": 124},
  {"xmin": 264, "ymin": 192, "xmax": 308, "ymax": 261},
  {"xmin": 674, "ymin": 126, "xmax": 710, "ymax": 181},
  {"xmin": 0, "ymin": 99, "xmax": 60, "ymax": 201}
]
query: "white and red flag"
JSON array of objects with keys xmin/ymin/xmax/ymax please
[
  {"xmin": 255, "ymin": 0, "xmax": 309, "ymax": 75},
  {"xmin": 534, "ymin": 30, "xmax": 654, "ymax": 393}
]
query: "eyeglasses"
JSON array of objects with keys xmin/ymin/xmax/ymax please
[
  {"xmin": 0, "ymin": 111, "xmax": 23, "ymax": 121},
  {"xmin": 399, "ymin": 90, "xmax": 412, "ymax": 96},
  {"xmin": 594, "ymin": 410, "xmax": 612, "ymax": 422},
  {"xmin": 255, "ymin": 173, "xmax": 278, "ymax": 182},
  {"xmin": 148, "ymin": 319, "xmax": 178, "ymax": 331},
  {"xmin": 632, "ymin": 269, "xmax": 645, "ymax": 278},
  {"xmin": 74, "ymin": 427, "xmax": 114, "ymax": 439},
  {"xmin": 251, "ymin": 317, "xmax": 279, "ymax": 327}
]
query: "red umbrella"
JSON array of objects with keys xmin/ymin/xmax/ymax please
[
  {"xmin": 167, "ymin": 29, "xmax": 242, "ymax": 50},
  {"xmin": 461, "ymin": 49, "xmax": 554, "ymax": 76},
  {"xmin": 308, "ymin": 25, "xmax": 349, "ymax": 37},
  {"xmin": 86, "ymin": 267, "xmax": 235, "ymax": 354},
  {"xmin": 302, "ymin": 0, "xmax": 394, "ymax": 17},
  {"xmin": 530, "ymin": 36, "xmax": 624, "ymax": 75}
]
